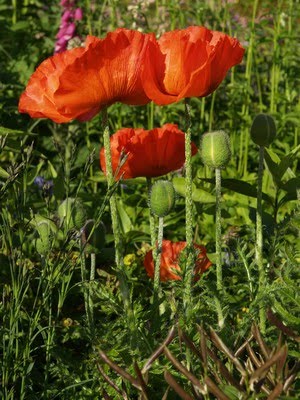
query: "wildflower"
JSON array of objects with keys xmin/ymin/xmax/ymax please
[
  {"xmin": 124, "ymin": 254, "xmax": 136, "ymax": 266},
  {"xmin": 55, "ymin": 0, "xmax": 83, "ymax": 54},
  {"xmin": 143, "ymin": 239, "xmax": 212, "ymax": 281},
  {"xmin": 62, "ymin": 317, "xmax": 73, "ymax": 327},
  {"xmin": 142, "ymin": 26, "xmax": 245, "ymax": 105},
  {"xmin": 19, "ymin": 29, "xmax": 155, "ymax": 123},
  {"xmin": 100, "ymin": 123, "xmax": 198, "ymax": 179},
  {"xmin": 34, "ymin": 176, "xmax": 54, "ymax": 197}
]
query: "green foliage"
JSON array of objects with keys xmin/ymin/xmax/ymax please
[{"xmin": 0, "ymin": 0, "xmax": 299, "ymax": 398}]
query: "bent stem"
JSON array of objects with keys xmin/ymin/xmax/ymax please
[
  {"xmin": 215, "ymin": 168, "xmax": 223, "ymax": 292},
  {"xmin": 183, "ymin": 99, "xmax": 195, "ymax": 315},
  {"xmin": 256, "ymin": 145, "xmax": 266, "ymax": 333}
]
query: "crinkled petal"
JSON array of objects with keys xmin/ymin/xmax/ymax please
[
  {"xmin": 100, "ymin": 124, "xmax": 198, "ymax": 179},
  {"xmin": 54, "ymin": 29, "xmax": 154, "ymax": 120},
  {"xmin": 18, "ymin": 46, "xmax": 85, "ymax": 123},
  {"xmin": 142, "ymin": 26, "xmax": 244, "ymax": 105}
]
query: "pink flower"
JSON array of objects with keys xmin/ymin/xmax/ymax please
[
  {"xmin": 74, "ymin": 8, "xmax": 83, "ymax": 20},
  {"xmin": 55, "ymin": 1, "xmax": 83, "ymax": 54}
]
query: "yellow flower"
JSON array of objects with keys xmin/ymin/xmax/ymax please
[
  {"xmin": 62, "ymin": 318, "xmax": 73, "ymax": 327},
  {"xmin": 123, "ymin": 254, "xmax": 136, "ymax": 266}
]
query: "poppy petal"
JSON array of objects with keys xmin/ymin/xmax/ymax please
[
  {"xmin": 142, "ymin": 26, "xmax": 245, "ymax": 105},
  {"xmin": 100, "ymin": 124, "xmax": 198, "ymax": 179},
  {"xmin": 53, "ymin": 29, "xmax": 154, "ymax": 120},
  {"xmin": 143, "ymin": 240, "xmax": 212, "ymax": 282},
  {"xmin": 18, "ymin": 46, "xmax": 85, "ymax": 123}
]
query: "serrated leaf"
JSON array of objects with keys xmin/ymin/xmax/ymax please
[{"xmin": 273, "ymin": 300, "xmax": 300, "ymax": 326}]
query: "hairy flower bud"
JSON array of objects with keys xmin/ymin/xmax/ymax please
[
  {"xmin": 200, "ymin": 130, "xmax": 231, "ymax": 169},
  {"xmin": 149, "ymin": 180, "xmax": 175, "ymax": 217},
  {"xmin": 250, "ymin": 114, "xmax": 276, "ymax": 147}
]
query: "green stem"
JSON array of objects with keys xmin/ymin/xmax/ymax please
[
  {"xmin": 90, "ymin": 253, "xmax": 96, "ymax": 281},
  {"xmin": 183, "ymin": 99, "xmax": 195, "ymax": 314},
  {"xmin": 256, "ymin": 146, "xmax": 266, "ymax": 333},
  {"xmin": 153, "ymin": 217, "xmax": 164, "ymax": 295},
  {"xmin": 102, "ymin": 109, "xmax": 123, "ymax": 268},
  {"xmin": 147, "ymin": 178, "xmax": 157, "ymax": 251},
  {"xmin": 152, "ymin": 216, "xmax": 164, "ymax": 322},
  {"xmin": 215, "ymin": 168, "xmax": 223, "ymax": 291},
  {"xmin": 101, "ymin": 109, "xmax": 131, "ymax": 325},
  {"xmin": 80, "ymin": 243, "xmax": 93, "ymax": 333},
  {"xmin": 89, "ymin": 252, "xmax": 96, "ymax": 330}
]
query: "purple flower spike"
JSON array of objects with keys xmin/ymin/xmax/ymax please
[
  {"xmin": 74, "ymin": 8, "xmax": 83, "ymax": 20},
  {"xmin": 54, "ymin": 1, "xmax": 83, "ymax": 53}
]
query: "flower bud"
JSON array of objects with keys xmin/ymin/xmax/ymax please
[
  {"xmin": 149, "ymin": 180, "xmax": 175, "ymax": 217},
  {"xmin": 58, "ymin": 197, "xmax": 86, "ymax": 230},
  {"xmin": 200, "ymin": 131, "xmax": 231, "ymax": 169},
  {"xmin": 250, "ymin": 114, "xmax": 276, "ymax": 147}
]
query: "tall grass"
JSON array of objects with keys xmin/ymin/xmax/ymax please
[{"xmin": 0, "ymin": 0, "xmax": 299, "ymax": 398}]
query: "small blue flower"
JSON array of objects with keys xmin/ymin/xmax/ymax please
[
  {"xmin": 34, "ymin": 176, "xmax": 54, "ymax": 197},
  {"xmin": 34, "ymin": 176, "xmax": 45, "ymax": 189}
]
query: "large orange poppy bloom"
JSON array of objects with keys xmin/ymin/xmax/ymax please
[
  {"xmin": 142, "ymin": 26, "xmax": 245, "ymax": 105},
  {"xmin": 100, "ymin": 123, "xmax": 198, "ymax": 179},
  {"xmin": 18, "ymin": 29, "xmax": 154, "ymax": 123},
  {"xmin": 143, "ymin": 239, "xmax": 212, "ymax": 282}
]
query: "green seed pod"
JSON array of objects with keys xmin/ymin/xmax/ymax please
[
  {"xmin": 150, "ymin": 180, "xmax": 175, "ymax": 217},
  {"xmin": 250, "ymin": 114, "xmax": 276, "ymax": 147},
  {"xmin": 58, "ymin": 198, "xmax": 86, "ymax": 230},
  {"xmin": 200, "ymin": 130, "xmax": 231, "ymax": 169}
]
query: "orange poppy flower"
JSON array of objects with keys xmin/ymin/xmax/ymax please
[
  {"xmin": 143, "ymin": 239, "xmax": 212, "ymax": 282},
  {"xmin": 100, "ymin": 123, "xmax": 198, "ymax": 179},
  {"xmin": 19, "ymin": 29, "xmax": 155, "ymax": 123},
  {"xmin": 142, "ymin": 26, "xmax": 245, "ymax": 105}
]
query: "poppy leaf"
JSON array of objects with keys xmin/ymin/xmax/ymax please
[
  {"xmin": 200, "ymin": 178, "xmax": 273, "ymax": 204},
  {"xmin": 278, "ymin": 192, "xmax": 300, "ymax": 208},
  {"xmin": 264, "ymin": 148, "xmax": 281, "ymax": 186},
  {"xmin": 277, "ymin": 144, "xmax": 300, "ymax": 181},
  {"xmin": 279, "ymin": 177, "xmax": 300, "ymax": 193},
  {"xmin": 173, "ymin": 177, "xmax": 215, "ymax": 203}
]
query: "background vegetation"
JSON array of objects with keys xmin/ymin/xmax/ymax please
[{"xmin": 0, "ymin": 0, "xmax": 299, "ymax": 398}]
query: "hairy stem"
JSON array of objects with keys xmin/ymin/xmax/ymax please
[
  {"xmin": 215, "ymin": 168, "xmax": 223, "ymax": 291},
  {"xmin": 256, "ymin": 145, "xmax": 266, "ymax": 333},
  {"xmin": 102, "ymin": 109, "xmax": 131, "ymax": 326},
  {"xmin": 183, "ymin": 99, "xmax": 195, "ymax": 315}
]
